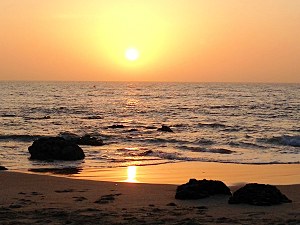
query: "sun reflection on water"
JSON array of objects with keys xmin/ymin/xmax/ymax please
[{"xmin": 125, "ymin": 166, "xmax": 137, "ymax": 183}]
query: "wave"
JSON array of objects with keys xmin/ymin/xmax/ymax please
[
  {"xmin": 179, "ymin": 145, "xmax": 235, "ymax": 154},
  {"xmin": 209, "ymin": 105, "xmax": 239, "ymax": 109},
  {"xmin": 1, "ymin": 114, "xmax": 17, "ymax": 118},
  {"xmin": 198, "ymin": 122, "xmax": 242, "ymax": 132},
  {"xmin": 122, "ymin": 150, "xmax": 299, "ymax": 164},
  {"xmin": 280, "ymin": 136, "xmax": 300, "ymax": 147},
  {"xmin": 257, "ymin": 135, "xmax": 300, "ymax": 147},
  {"xmin": 144, "ymin": 137, "xmax": 191, "ymax": 145},
  {"xmin": 0, "ymin": 134, "xmax": 44, "ymax": 142},
  {"xmin": 82, "ymin": 115, "xmax": 103, "ymax": 120},
  {"xmin": 229, "ymin": 141, "xmax": 267, "ymax": 149},
  {"xmin": 23, "ymin": 116, "xmax": 51, "ymax": 120},
  {"xmin": 198, "ymin": 122, "xmax": 226, "ymax": 129},
  {"xmin": 195, "ymin": 138, "xmax": 215, "ymax": 145}
]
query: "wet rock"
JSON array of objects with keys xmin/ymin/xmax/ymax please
[
  {"xmin": 175, "ymin": 179, "xmax": 231, "ymax": 200},
  {"xmin": 157, "ymin": 125, "xmax": 173, "ymax": 132},
  {"xmin": 0, "ymin": 166, "xmax": 8, "ymax": 170},
  {"xmin": 84, "ymin": 115, "xmax": 102, "ymax": 120},
  {"xmin": 138, "ymin": 150, "xmax": 153, "ymax": 156},
  {"xmin": 76, "ymin": 134, "xmax": 104, "ymax": 146},
  {"xmin": 145, "ymin": 126, "xmax": 157, "ymax": 129},
  {"xmin": 59, "ymin": 132, "xmax": 104, "ymax": 146},
  {"xmin": 127, "ymin": 128, "xmax": 138, "ymax": 132},
  {"xmin": 228, "ymin": 183, "xmax": 292, "ymax": 206},
  {"xmin": 28, "ymin": 137, "xmax": 85, "ymax": 161},
  {"xmin": 108, "ymin": 124, "xmax": 125, "ymax": 129},
  {"xmin": 1, "ymin": 114, "xmax": 16, "ymax": 117},
  {"xmin": 59, "ymin": 132, "xmax": 80, "ymax": 141}
]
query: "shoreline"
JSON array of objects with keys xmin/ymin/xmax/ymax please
[
  {"xmin": 1, "ymin": 170, "xmax": 300, "ymax": 224},
  {"xmin": 22, "ymin": 161, "xmax": 300, "ymax": 186}
]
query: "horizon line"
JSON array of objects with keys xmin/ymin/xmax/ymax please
[{"xmin": 0, "ymin": 80, "xmax": 299, "ymax": 85}]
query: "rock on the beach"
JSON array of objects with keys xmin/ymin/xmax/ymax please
[
  {"xmin": 175, "ymin": 179, "xmax": 231, "ymax": 200},
  {"xmin": 157, "ymin": 125, "xmax": 173, "ymax": 132},
  {"xmin": 228, "ymin": 183, "xmax": 292, "ymax": 206},
  {"xmin": 0, "ymin": 166, "xmax": 8, "ymax": 170},
  {"xmin": 28, "ymin": 137, "xmax": 85, "ymax": 161}
]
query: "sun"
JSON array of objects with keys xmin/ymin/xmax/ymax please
[{"xmin": 125, "ymin": 48, "xmax": 140, "ymax": 61}]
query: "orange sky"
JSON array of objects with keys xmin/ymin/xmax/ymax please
[{"xmin": 0, "ymin": 0, "xmax": 299, "ymax": 83}]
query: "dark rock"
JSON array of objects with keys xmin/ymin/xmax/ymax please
[
  {"xmin": 59, "ymin": 132, "xmax": 104, "ymax": 146},
  {"xmin": 84, "ymin": 115, "xmax": 102, "ymax": 120},
  {"xmin": 157, "ymin": 125, "xmax": 173, "ymax": 132},
  {"xmin": 77, "ymin": 134, "xmax": 104, "ymax": 146},
  {"xmin": 175, "ymin": 179, "xmax": 231, "ymax": 200},
  {"xmin": 210, "ymin": 148, "xmax": 234, "ymax": 154},
  {"xmin": 138, "ymin": 150, "xmax": 154, "ymax": 156},
  {"xmin": 1, "ymin": 114, "xmax": 16, "ymax": 117},
  {"xmin": 228, "ymin": 183, "xmax": 292, "ymax": 206},
  {"xmin": 127, "ymin": 128, "xmax": 138, "ymax": 132},
  {"xmin": 0, "ymin": 166, "xmax": 8, "ymax": 170},
  {"xmin": 145, "ymin": 126, "xmax": 157, "ymax": 129},
  {"xmin": 59, "ymin": 132, "xmax": 79, "ymax": 141},
  {"xmin": 28, "ymin": 137, "xmax": 85, "ymax": 161},
  {"xmin": 108, "ymin": 124, "xmax": 125, "ymax": 129}
]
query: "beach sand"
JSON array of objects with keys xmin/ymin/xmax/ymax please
[{"xmin": 1, "ymin": 165, "xmax": 300, "ymax": 225}]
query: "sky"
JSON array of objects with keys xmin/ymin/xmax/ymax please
[{"xmin": 0, "ymin": 0, "xmax": 300, "ymax": 83}]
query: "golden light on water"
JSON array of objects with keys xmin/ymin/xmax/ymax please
[{"xmin": 125, "ymin": 166, "xmax": 137, "ymax": 183}]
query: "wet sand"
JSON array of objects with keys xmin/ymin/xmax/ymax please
[
  {"xmin": 1, "ymin": 169, "xmax": 299, "ymax": 225},
  {"xmin": 71, "ymin": 161, "xmax": 300, "ymax": 186}
]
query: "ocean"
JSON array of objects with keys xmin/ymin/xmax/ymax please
[{"xmin": 0, "ymin": 81, "xmax": 299, "ymax": 172}]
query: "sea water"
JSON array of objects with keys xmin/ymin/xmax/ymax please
[{"xmin": 0, "ymin": 81, "xmax": 299, "ymax": 172}]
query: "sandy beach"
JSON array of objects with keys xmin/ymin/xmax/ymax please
[{"xmin": 1, "ymin": 164, "xmax": 300, "ymax": 225}]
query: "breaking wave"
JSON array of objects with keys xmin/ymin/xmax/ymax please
[
  {"xmin": 257, "ymin": 135, "xmax": 300, "ymax": 147},
  {"xmin": 0, "ymin": 134, "xmax": 44, "ymax": 142}
]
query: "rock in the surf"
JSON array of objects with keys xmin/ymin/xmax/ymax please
[
  {"xmin": 175, "ymin": 179, "xmax": 231, "ymax": 199},
  {"xmin": 228, "ymin": 183, "xmax": 292, "ymax": 206},
  {"xmin": 108, "ymin": 124, "xmax": 125, "ymax": 129},
  {"xmin": 76, "ymin": 134, "xmax": 104, "ymax": 146},
  {"xmin": 157, "ymin": 125, "xmax": 173, "ymax": 132},
  {"xmin": 28, "ymin": 137, "xmax": 85, "ymax": 161},
  {"xmin": 59, "ymin": 132, "xmax": 104, "ymax": 146},
  {"xmin": 0, "ymin": 166, "xmax": 8, "ymax": 170}
]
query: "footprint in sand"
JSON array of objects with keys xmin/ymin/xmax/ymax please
[
  {"xmin": 94, "ymin": 193, "xmax": 122, "ymax": 204},
  {"xmin": 31, "ymin": 191, "xmax": 43, "ymax": 196},
  {"xmin": 9, "ymin": 198, "xmax": 34, "ymax": 208},
  {"xmin": 55, "ymin": 189, "xmax": 75, "ymax": 193}
]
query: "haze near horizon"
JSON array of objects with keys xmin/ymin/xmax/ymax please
[{"xmin": 0, "ymin": 0, "xmax": 299, "ymax": 83}]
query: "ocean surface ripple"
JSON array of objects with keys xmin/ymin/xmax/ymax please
[{"xmin": 0, "ymin": 82, "xmax": 299, "ymax": 171}]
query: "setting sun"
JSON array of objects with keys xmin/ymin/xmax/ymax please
[
  {"xmin": 0, "ymin": 0, "xmax": 299, "ymax": 83},
  {"xmin": 125, "ymin": 48, "xmax": 140, "ymax": 61}
]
